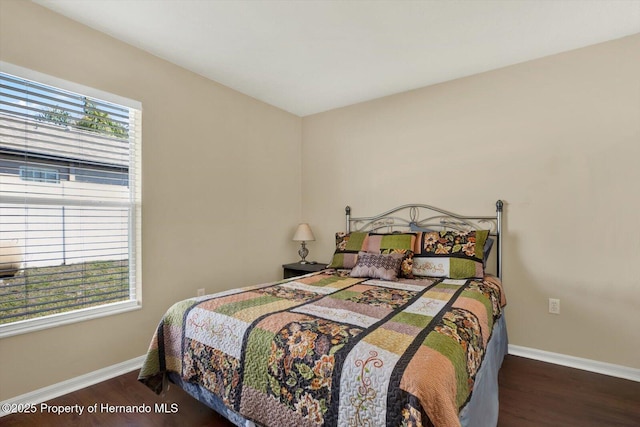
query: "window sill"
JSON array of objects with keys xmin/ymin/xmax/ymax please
[{"xmin": 0, "ymin": 300, "xmax": 141, "ymax": 339}]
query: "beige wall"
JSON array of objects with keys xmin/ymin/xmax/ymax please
[
  {"xmin": 0, "ymin": 1, "xmax": 302, "ymax": 399},
  {"xmin": 302, "ymin": 34, "xmax": 640, "ymax": 369}
]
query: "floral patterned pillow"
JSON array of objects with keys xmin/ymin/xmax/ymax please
[
  {"xmin": 410, "ymin": 223, "xmax": 494, "ymax": 267},
  {"xmin": 412, "ymin": 230, "xmax": 490, "ymax": 279}
]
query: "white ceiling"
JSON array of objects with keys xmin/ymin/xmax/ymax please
[{"xmin": 34, "ymin": 0, "xmax": 640, "ymax": 117}]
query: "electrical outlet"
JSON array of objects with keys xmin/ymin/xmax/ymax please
[
  {"xmin": 197, "ymin": 288, "xmax": 205, "ymax": 297},
  {"xmin": 548, "ymin": 298, "xmax": 560, "ymax": 314}
]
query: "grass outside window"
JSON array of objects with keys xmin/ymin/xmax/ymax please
[{"xmin": 0, "ymin": 260, "xmax": 129, "ymax": 324}]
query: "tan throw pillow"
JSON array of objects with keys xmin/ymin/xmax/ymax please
[{"xmin": 350, "ymin": 252, "xmax": 404, "ymax": 281}]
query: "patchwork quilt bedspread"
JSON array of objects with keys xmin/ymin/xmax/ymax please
[{"xmin": 139, "ymin": 272, "xmax": 506, "ymax": 427}]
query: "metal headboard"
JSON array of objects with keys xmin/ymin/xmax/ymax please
[{"xmin": 345, "ymin": 200, "xmax": 504, "ymax": 279}]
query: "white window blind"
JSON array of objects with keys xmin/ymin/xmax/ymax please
[{"xmin": 0, "ymin": 65, "xmax": 142, "ymax": 337}]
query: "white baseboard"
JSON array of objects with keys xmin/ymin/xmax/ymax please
[
  {"xmin": 508, "ymin": 344, "xmax": 640, "ymax": 382},
  {"xmin": 0, "ymin": 355, "xmax": 145, "ymax": 417}
]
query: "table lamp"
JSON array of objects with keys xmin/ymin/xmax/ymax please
[{"xmin": 292, "ymin": 223, "xmax": 315, "ymax": 264}]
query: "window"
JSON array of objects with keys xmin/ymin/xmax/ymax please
[
  {"xmin": 19, "ymin": 166, "xmax": 60, "ymax": 183},
  {"xmin": 0, "ymin": 63, "xmax": 142, "ymax": 337}
]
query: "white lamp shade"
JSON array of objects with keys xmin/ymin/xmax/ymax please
[{"xmin": 292, "ymin": 223, "xmax": 315, "ymax": 242}]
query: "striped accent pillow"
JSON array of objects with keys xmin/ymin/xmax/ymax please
[{"xmin": 327, "ymin": 232, "xmax": 369, "ymax": 269}]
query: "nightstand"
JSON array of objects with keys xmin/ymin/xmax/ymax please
[{"xmin": 282, "ymin": 262, "xmax": 328, "ymax": 279}]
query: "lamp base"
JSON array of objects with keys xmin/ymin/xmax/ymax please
[{"xmin": 298, "ymin": 242, "xmax": 309, "ymax": 264}]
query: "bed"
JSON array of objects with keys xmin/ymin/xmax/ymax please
[{"xmin": 139, "ymin": 201, "xmax": 507, "ymax": 427}]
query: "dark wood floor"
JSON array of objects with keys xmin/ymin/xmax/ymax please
[{"xmin": 3, "ymin": 355, "xmax": 639, "ymax": 426}]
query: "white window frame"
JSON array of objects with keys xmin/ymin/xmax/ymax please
[{"xmin": 0, "ymin": 62, "xmax": 142, "ymax": 338}]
